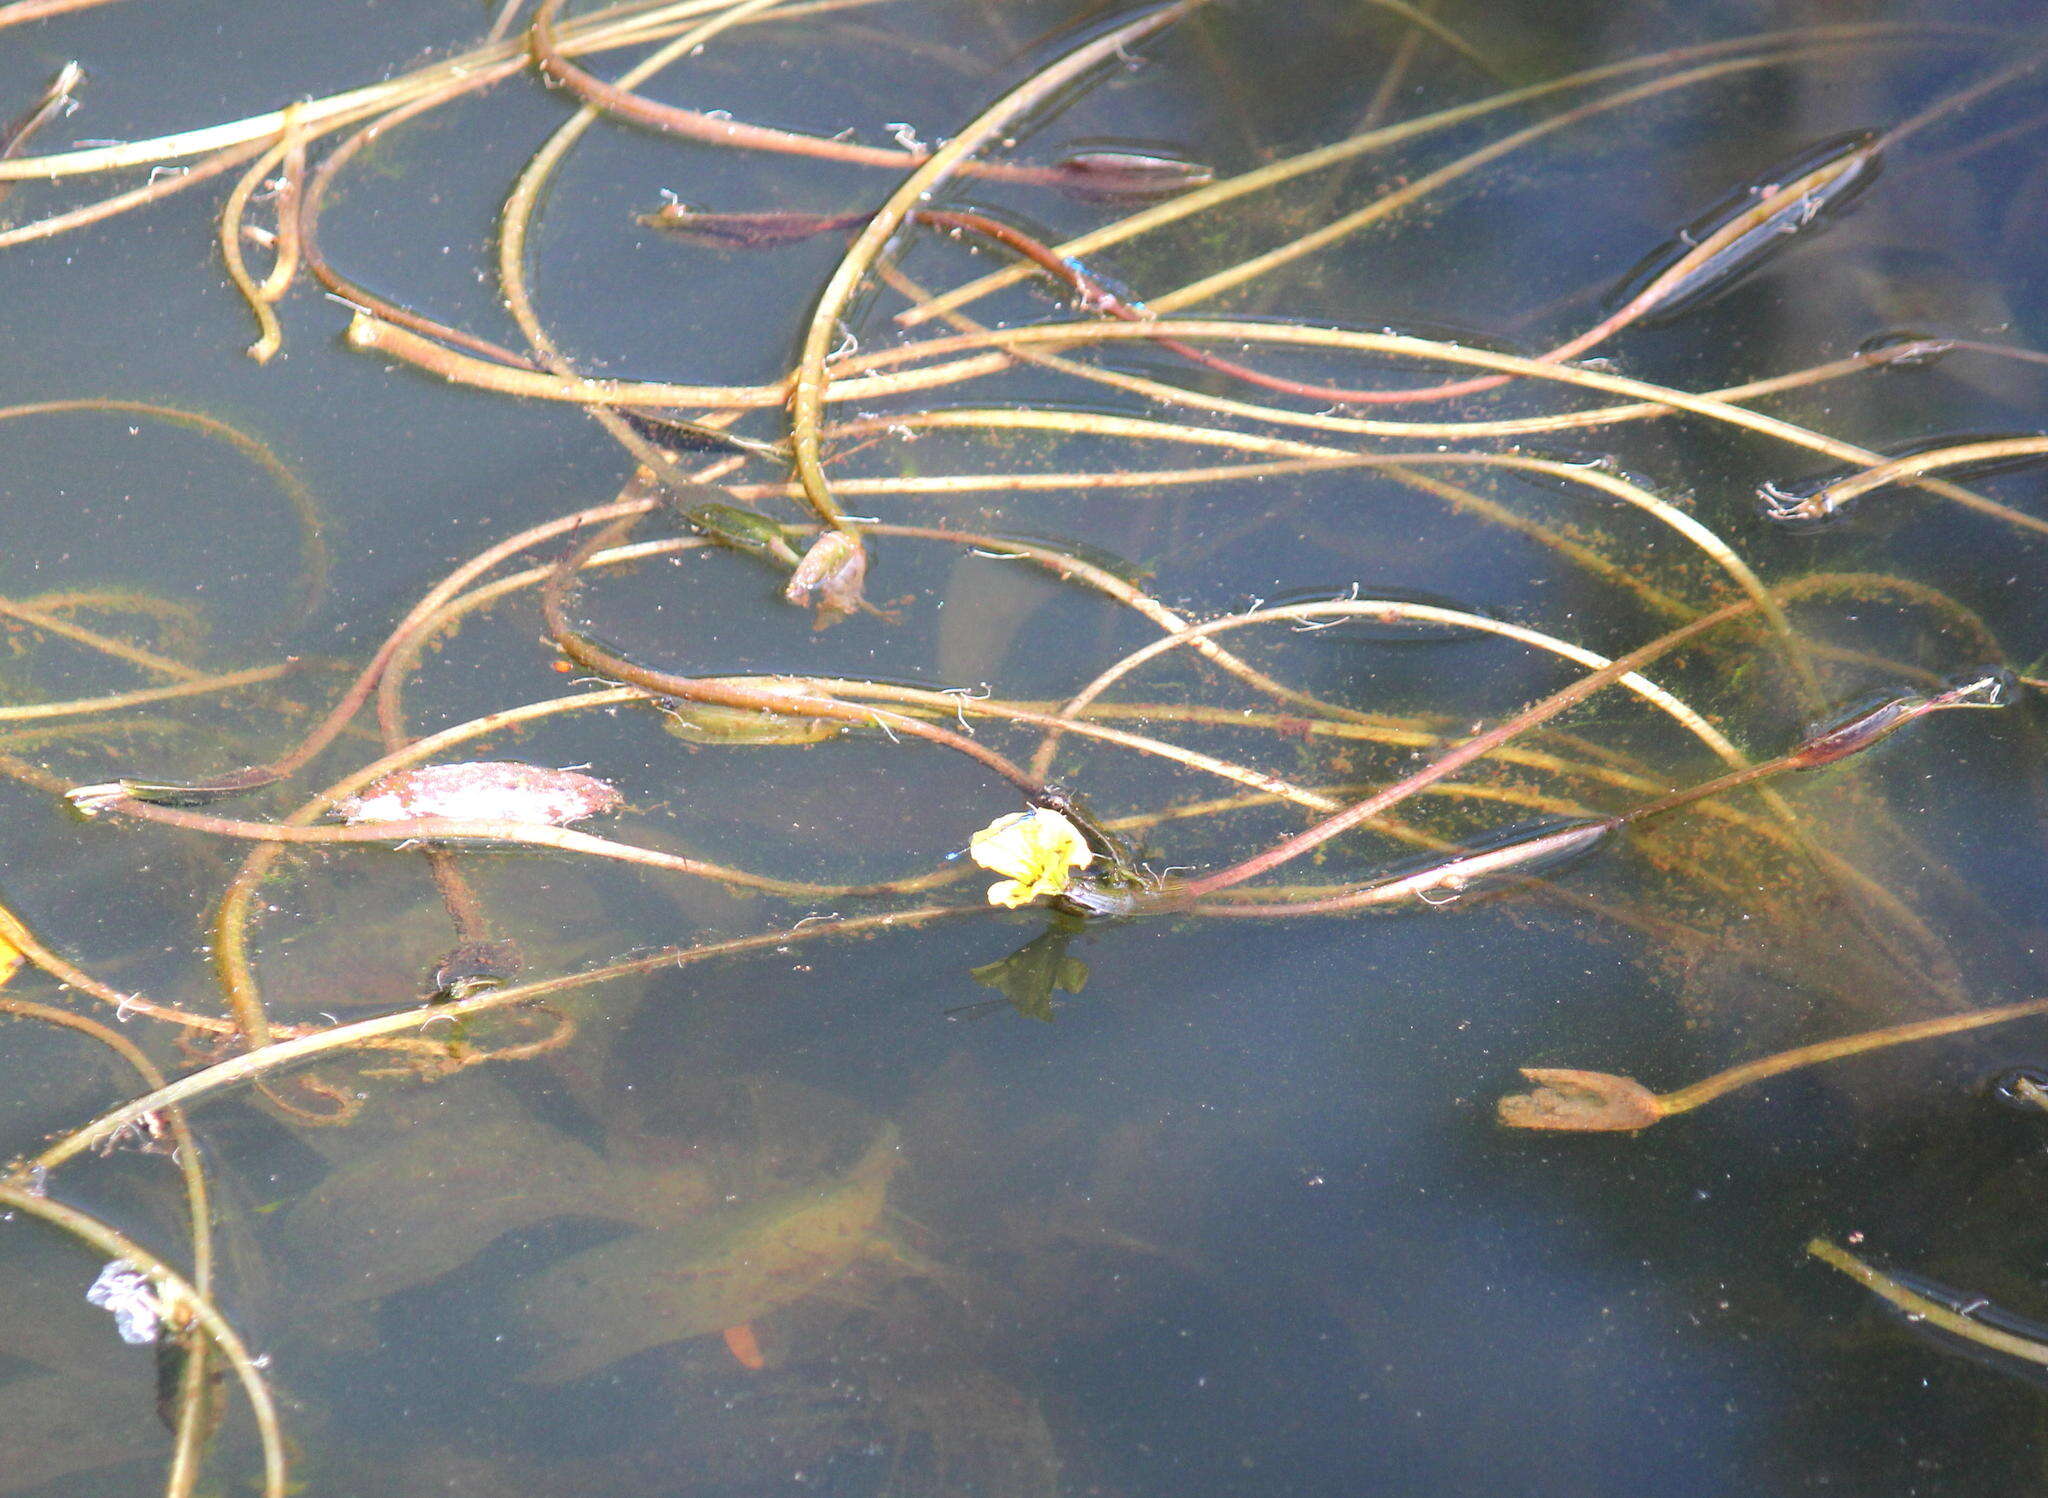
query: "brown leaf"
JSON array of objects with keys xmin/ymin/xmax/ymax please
[{"xmin": 336, "ymin": 762, "xmax": 621, "ymax": 828}]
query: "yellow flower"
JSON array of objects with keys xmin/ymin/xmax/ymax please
[{"xmin": 969, "ymin": 808, "xmax": 1093, "ymax": 908}]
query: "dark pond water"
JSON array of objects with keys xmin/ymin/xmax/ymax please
[{"xmin": 6, "ymin": 0, "xmax": 2048, "ymax": 1493}]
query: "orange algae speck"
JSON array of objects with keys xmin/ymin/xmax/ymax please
[{"xmin": 721, "ymin": 1323, "xmax": 766, "ymax": 1370}]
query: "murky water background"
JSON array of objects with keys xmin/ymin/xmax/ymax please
[{"xmin": 6, "ymin": 0, "xmax": 2048, "ymax": 1493}]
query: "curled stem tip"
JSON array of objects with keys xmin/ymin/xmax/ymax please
[
  {"xmin": 1505, "ymin": 995, "xmax": 2048, "ymax": 1133},
  {"xmin": 1496, "ymin": 1067, "xmax": 1666, "ymax": 1132}
]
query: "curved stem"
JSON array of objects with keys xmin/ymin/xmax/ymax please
[
  {"xmin": 531, "ymin": 0, "xmax": 1106, "ymax": 186},
  {"xmin": 0, "ymin": 1187, "xmax": 285, "ymax": 1498},
  {"xmin": 1034, "ymin": 597, "xmax": 1737, "ymax": 790},
  {"xmin": 500, "ymin": 0, "xmax": 787, "ymax": 491},
  {"xmin": 0, "ymin": 662, "xmax": 296, "ymax": 723},
  {"xmin": 898, "ymin": 25, "xmax": 1979, "ymax": 325},
  {"xmin": 79, "ymin": 792, "xmax": 882, "ymax": 894},
  {"xmin": 541, "ymin": 512, "xmax": 1048, "ymax": 795},
  {"xmin": 42, "ymin": 903, "xmax": 984, "ymax": 1172},
  {"xmin": 0, "ymin": 893, "xmax": 241, "ymax": 1035},
  {"xmin": 0, "ymin": 399, "xmax": 329, "ymax": 625},
  {"xmin": 297, "ymin": 62, "xmax": 541, "ymax": 367},
  {"xmin": 1169, "ymin": 601, "xmax": 1754, "ymax": 899},
  {"xmin": 217, "ymin": 110, "xmax": 302, "ymax": 362},
  {"xmin": 1808, "ymin": 1237, "xmax": 2048, "ymax": 1369},
  {"xmin": 853, "ymin": 320, "xmax": 2045, "ymax": 533},
  {"xmin": 1657, "ymin": 996, "xmax": 2048, "ymax": 1116},
  {"xmin": 787, "ymin": 0, "xmax": 1208, "ymax": 550},
  {"xmin": 0, "ymin": 138, "xmax": 269, "ymax": 250}
]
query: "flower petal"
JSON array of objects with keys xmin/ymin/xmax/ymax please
[{"xmin": 986, "ymin": 878, "xmax": 1033, "ymax": 908}]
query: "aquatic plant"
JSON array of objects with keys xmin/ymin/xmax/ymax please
[{"xmin": 2, "ymin": 0, "xmax": 2047, "ymax": 1490}]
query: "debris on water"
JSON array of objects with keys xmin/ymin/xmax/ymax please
[
  {"xmin": 334, "ymin": 762, "xmax": 623, "ymax": 828},
  {"xmin": 428, "ymin": 938, "xmax": 523, "ymax": 999},
  {"xmin": 85, "ymin": 1261, "xmax": 165, "ymax": 1346},
  {"xmin": 1984, "ymin": 1063, "xmax": 2048, "ymax": 1113},
  {"xmin": 782, "ymin": 529, "xmax": 869, "ymax": 621}
]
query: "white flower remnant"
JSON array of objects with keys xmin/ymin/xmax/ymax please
[
  {"xmin": 86, "ymin": 1260, "xmax": 165, "ymax": 1345},
  {"xmin": 335, "ymin": 762, "xmax": 623, "ymax": 828}
]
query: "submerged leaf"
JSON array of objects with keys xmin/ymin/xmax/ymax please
[
  {"xmin": 520, "ymin": 1124, "xmax": 901, "ymax": 1384},
  {"xmin": 277, "ymin": 1078, "xmax": 715, "ymax": 1312},
  {"xmin": 969, "ymin": 926, "xmax": 1090, "ymax": 1021},
  {"xmin": 0, "ymin": 1372, "xmax": 166, "ymax": 1495},
  {"xmin": 720, "ymin": 1322, "xmax": 767, "ymax": 1370}
]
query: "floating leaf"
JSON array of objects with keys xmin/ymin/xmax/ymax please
[
  {"xmin": 66, "ymin": 768, "xmax": 275, "ymax": 815},
  {"xmin": 335, "ymin": 762, "xmax": 621, "ymax": 828},
  {"xmin": 0, "ymin": 931, "xmax": 19, "ymax": 989},
  {"xmin": 1809, "ymin": 1238, "xmax": 2048, "ymax": 1383},
  {"xmin": 0, "ymin": 63, "xmax": 85, "ymax": 169},
  {"xmin": 679, "ymin": 501, "xmax": 803, "ymax": 567},
  {"xmin": 639, "ymin": 204, "xmax": 862, "ymax": 248},
  {"xmin": 1607, "ymin": 129, "xmax": 1881, "ymax": 323},
  {"xmin": 615, "ymin": 409, "xmax": 775, "ymax": 458},
  {"xmin": 659, "ymin": 701, "xmax": 841, "ymax": 747},
  {"xmin": 1053, "ymin": 145, "xmax": 1214, "ymax": 201},
  {"xmin": 968, "ymin": 926, "xmax": 1090, "ymax": 1021},
  {"xmin": 969, "ymin": 808, "xmax": 1093, "ymax": 908}
]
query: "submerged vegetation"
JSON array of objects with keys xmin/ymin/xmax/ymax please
[{"xmin": 4, "ymin": 0, "xmax": 2048, "ymax": 1490}]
